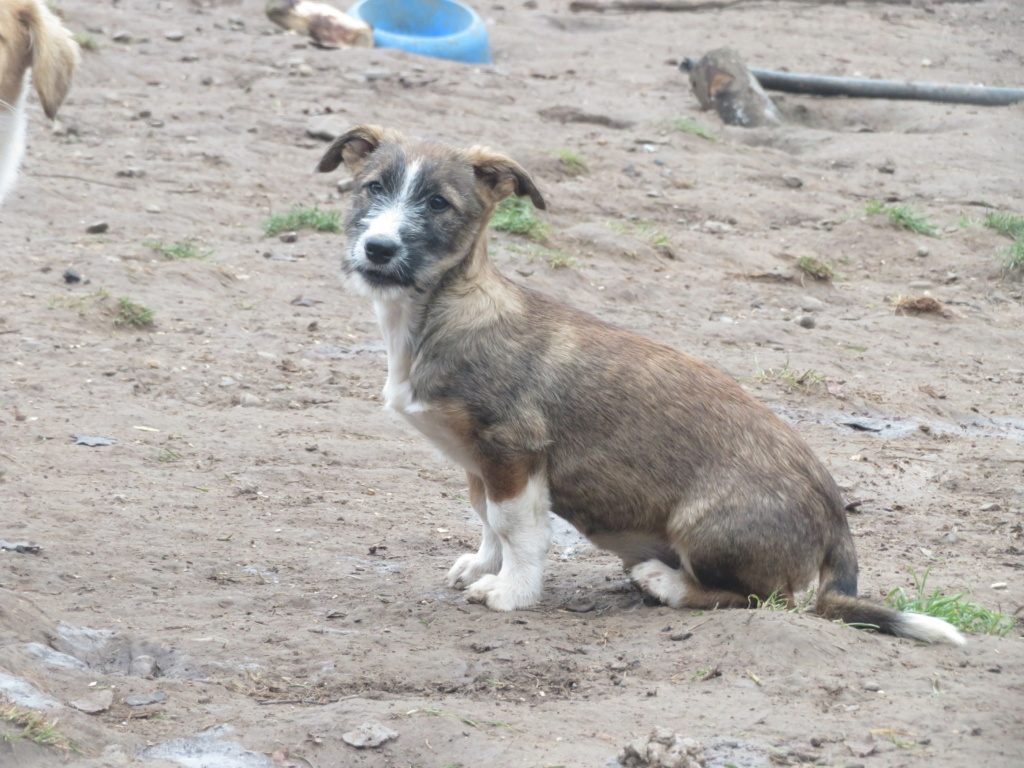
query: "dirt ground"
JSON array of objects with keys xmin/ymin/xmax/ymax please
[{"xmin": 1, "ymin": 1, "xmax": 1023, "ymax": 766}]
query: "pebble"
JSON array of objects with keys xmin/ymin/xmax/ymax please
[
  {"xmin": 112, "ymin": 31, "xmax": 132, "ymax": 43},
  {"xmin": 782, "ymin": 174, "xmax": 803, "ymax": 188},
  {"xmin": 797, "ymin": 315, "xmax": 816, "ymax": 329},
  {"xmin": 364, "ymin": 69, "xmax": 394, "ymax": 81},
  {"xmin": 341, "ymin": 722, "xmax": 398, "ymax": 750},
  {"xmin": 979, "ymin": 502, "xmax": 1000, "ymax": 512},
  {"xmin": 145, "ymin": 204, "xmax": 162, "ymax": 214},
  {"xmin": 86, "ymin": 221, "xmax": 109, "ymax": 234},
  {"xmin": 908, "ymin": 280, "xmax": 934, "ymax": 290},
  {"xmin": 70, "ymin": 689, "xmax": 114, "ymax": 714},
  {"xmin": 165, "ymin": 31, "xmax": 185, "ymax": 41},
  {"xmin": 991, "ymin": 582, "xmax": 1008, "ymax": 590},
  {"xmin": 861, "ymin": 680, "xmax": 881, "ymax": 692},
  {"xmin": 944, "ymin": 532, "xmax": 959, "ymax": 544},
  {"xmin": 799, "ymin": 295, "xmax": 824, "ymax": 312},
  {"xmin": 279, "ymin": 231, "xmax": 298, "ymax": 243},
  {"xmin": 917, "ymin": 245, "xmax": 930, "ymax": 257},
  {"xmin": 237, "ymin": 393, "xmax": 262, "ymax": 407},
  {"xmin": 669, "ymin": 631, "xmax": 693, "ymax": 642},
  {"xmin": 63, "ymin": 268, "xmax": 82, "ymax": 284},
  {"xmin": 125, "ymin": 692, "xmax": 166, "ymax": 707},
  {"xmin": 117, "ymin": 167, "xmax": 145, "ymax": 178},
  {"xmin": 219, "ymin": 377, "xmax": 237, "ymax": 388}
]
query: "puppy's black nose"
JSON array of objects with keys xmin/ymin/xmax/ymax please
[{"xmin": 364, "ymin": 236, "xmax": 399, "ymax": 265}]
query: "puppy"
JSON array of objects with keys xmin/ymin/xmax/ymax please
[
  {"xmin": 316, "ymin": 125, "xmax": 964, "ymax": 645},
  {"xmin": 0, "ymin": 0, "xmax": 79, "ymax": 204}
]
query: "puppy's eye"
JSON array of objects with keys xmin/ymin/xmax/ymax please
[
  {"xmin": 365, "ymin": 181, "xmax": 385, "ymax": 196},
  {"xmin": 428, "ymin": 195, "xmax": 449, "ymax": 212}
]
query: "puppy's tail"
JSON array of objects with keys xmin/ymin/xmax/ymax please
[{"xmin": 816, "ymin": 537, "xmax": 965, "ymax": 646}]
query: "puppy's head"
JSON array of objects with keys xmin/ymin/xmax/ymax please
[
  {"xmin": 317, "ymin": 125, "xmax": 545, "ymax": 298},
  {"xmin": 0, "ymin": 0, "xmax": 79, "ymax": 119}
]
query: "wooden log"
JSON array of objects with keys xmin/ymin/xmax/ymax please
[
  {"xmin": 747, "ymin": 68, "xmax": 1024, "ymax": 107},
  {"xmin": 569, "ymin": 0, "xmax": 983, "ymax": 13}
]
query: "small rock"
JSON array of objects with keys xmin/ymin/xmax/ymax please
[
  {"xmin": 145, "ymin": 204, "xmax": 162, "ymax": 214},
  {"xmin": 236, "ymin": 393, "xmax": 262, "ymax": 408},
  {"xmin": 943, "ymin": 532, "xmax": 959, "ymax": 544},
  {"xmin": 364, "ymin": 69, "xmax": 394, "ymax": 81},
  {"xmin": 908, "ymin": 280, "xmax": 934, "ymax": 290},
  {"xmin": 799, "ymin": 295, "xmax": 824, "ymax": 312},
  {"xmin": 86, "ymin": 221, "xmax": 109, "ymax": 234},
  {"xmin": 70, "ymin": 688, "xmax": 114, "ymax": 714},
  {"xmin": 342, "ymin": 722, "xmax": 399, "ymax": 750},
  {"xmin": 112, "ymin": 31, "xmax": 132, "ymax": 43},
  {"xmin": 164, "ymin": 31, "xmax": 185, "ymax": 41},
  {"xmin": 337, "ymin": 178, "xmax": 356, "ymax": 193},
  {"xmin": 124, "ymin": 692, "xmax": 166, "ymax": 707},
  {"xmin": 306, "ymin": 115, "xmax": 349, "ymax": 142},
  {"xmin": 669, "ymin": 631, "xmax": 693, "ymax": 642},
  {"xmin": 279, "ymin": 231, "xmax": 298, "ymax": 243},
  {"xmin": 129, "ymin": 655, "xmax": 157, "ymax": 677},
  {"xmin": 796, "ymin": 315, "xmax": 816, "ymax": 329},
  {"xmin": 991, "ymin": 582, "xmax": 1008, "ymax": 590},
  {"xmin": 861, "ymin": 680, "xmax": 881, "ymax": 692},
  {"xmin": 979, "ymin": 502, "xmax": 1000, "ymax": 512},
  {"xmin": 619, "ymin": 728, "xmax": 706, "ymax": 768},
  {"xmin": 116, "ymin": 167, "xmax": 145, "ymax": 178},
  {"xmin": 63, "ymin": 268, "xmax": 82, "ymax": 283},
  {"xmin": 782, "ymin": 174, "xmax": 803, "ymax": 188},
  {"xmin": 916, "ymin": 245, "xmax": 930, "ymax": 257}
]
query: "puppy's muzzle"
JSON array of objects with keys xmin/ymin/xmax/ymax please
[{"xmin": 365, "ymin": 236, "xmax": 400, "ymax": 265}]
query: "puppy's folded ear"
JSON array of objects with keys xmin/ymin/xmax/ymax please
[
  {"xmin": 26, "ymin": 2, "xmax": 80, "ymax": 120},
  {"xmin": 316, "ymin": 124, "xmax": 397, "ymax": 176},
  {"xmin": 467, "ymin": 147, "xmax": 546, "ymax": 211}
]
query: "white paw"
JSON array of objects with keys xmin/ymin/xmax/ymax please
[
  {"xmin": 447, "ymin": 551, "xmax": 501, "ymax": 589},
  {"xmin": 465, "ymin": 573, "xmax": 540, "ymax": 611},
  {"xmin": 630, "ymin": 560, "xmax": 686, "ymax": 608}
]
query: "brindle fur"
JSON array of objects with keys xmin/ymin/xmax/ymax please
[{"xmin": 317, "ymin": 125, "xmax": 964, "ymax": 645}]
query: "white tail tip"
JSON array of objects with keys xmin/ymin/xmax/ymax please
[{"xmin": 897, "ymin": 612, "xmax": 966, "ymax": 646}]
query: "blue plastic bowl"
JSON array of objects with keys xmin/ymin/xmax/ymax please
[{"xmin": 348, "ymin": 0, "xmax": 491, "ymax": 65}]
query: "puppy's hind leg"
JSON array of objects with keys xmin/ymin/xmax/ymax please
[
  {"xmin": 448, "ymin": 474, "xmax": 503, "ymax": 588},
  {"xmin": 464, "ymin": 472, "xmax": 551, "ymax": 612},
  {"xmin": 631, "ymin": 560, "xmax": 750, "ymax": 610}
]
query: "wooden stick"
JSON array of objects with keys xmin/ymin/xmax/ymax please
[{"xmin": 570, "ymin": 0, "xmax": 982, "ymax": 13}]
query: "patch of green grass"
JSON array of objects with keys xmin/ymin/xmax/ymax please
[
  {"xmin": 72, "ymin": 32, "xmax": 99, "ymax": 51},
  {"xmin": 670, "ymin": 117, "xmax": 717, "ymax": 142},
  {"xmin": 865, "ymin": 199, "xmax": 940, "ymax": 238},
  {"xmin": 491, "ymin": 196, "xmax": 548, "ymax": 242},
  {"xmin": 984, "ymin": 211, "xmax": 1024, "ymax": 272},
  {"xmin": 984, "ymin": 211, "xmax": 1024, "ymax": 240},
  {"xmin": 886, "ymin": 567, "xmax": 1017, "ymax": 637},
  {"xmin": 144, "ymin": 238, "xmax": 211, "ymax": 260},
  {"xmin": 262, "ymin": 205, "xmax": 342, "ymax": 236},
  {"xmin": 795, "ymin": 255, "xmax": 834, "ymax": 281},
  {"xmin": 114, "ymin": 297, "xmax": 155, "ymax": 328},
  {"xmin": 753, "ymin": 358, "xmax": 824, "ymax": 392},
  {"xmin": 0, "ymin": 700, "xmax": 78, "ymax": 753},
  {"xmin": 555, "ymin": 148, "xmax": 587, "ymax": 174}
]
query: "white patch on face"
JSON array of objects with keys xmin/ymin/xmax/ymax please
[{"xmin": 349, "ymin": 159, "xmax": 422, "ymax": 277}]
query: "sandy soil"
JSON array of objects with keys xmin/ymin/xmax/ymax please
[{"xmin": 1, "ymin": 1, "xmax": 1023, "ymax": 766}]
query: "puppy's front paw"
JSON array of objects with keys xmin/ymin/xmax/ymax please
[
  {"xmin": 448, "ymin": 551, "xmax": 500, "ymax": 589},
  {"xmin": 465, "ymin": 573, "xmax": 539, "ymax": 611}
]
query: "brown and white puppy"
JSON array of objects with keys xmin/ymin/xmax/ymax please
[
  {"xmin": 0, "ymin": 0, "xmax": 79, "ymax": 204},
  {"xmin": 317, "ymin": 125, "xmax": 964, "ymax": 645}
]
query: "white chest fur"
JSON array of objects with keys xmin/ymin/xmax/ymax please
[
  {"xmin": 374, "ymin": 298, "xmax": 480, "ymax": 474},
  {"xmin": 0, "ymin": 87, "xmax": 29, "ymax": 205}
]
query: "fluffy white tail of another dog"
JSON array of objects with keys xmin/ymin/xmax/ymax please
[{"xmin": 0, "ymin": 0, "xmax": 80, "ymax": 205}]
